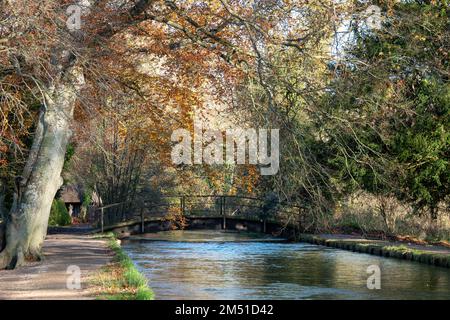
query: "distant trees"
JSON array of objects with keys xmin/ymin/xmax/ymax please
[
  {"xmin": 323, "ymin": 1, "xmax": 449, "ymax": 222},
  {"xmin": 231, "ymin": 3, "xmax": 346, "ymax": 223},
  {"xmin": 235, "ymin": 1, "xmax": 449, "ymax": 232}
]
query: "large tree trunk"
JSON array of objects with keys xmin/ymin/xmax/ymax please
[
  {"xmin": 0, "ymin": 179, "xmax": 5, "ymax": 238},
  {"xmin": 0, "ymin": 67, "xmax": 84, "ymax": 269},
  {"xmin": 0, "ymin": 179, "xmax": 6, "ymax": 252},
  {"xmin": 0, "ymin": 179, "xmax": 5, "ymax": 220}
]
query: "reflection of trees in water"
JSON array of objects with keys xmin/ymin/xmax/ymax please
[
  {"xmin": 124, "ymin": 238, "xmax": 450, "ymax": 299},
  {"xmin": 129, "ymin": 243, "xmax": 234, "ymax": 299},
  {"xmin": 379, "ymin": 263, "xmax": 450, "ymax": 297},
  {"xmin": 223, "ymin": 247, "xmax": 342, "ymax": 289}
]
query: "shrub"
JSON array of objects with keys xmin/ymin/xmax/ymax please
[{"xmin": 48, "ymin": 199, "xmax": 71, "ymax": 226}]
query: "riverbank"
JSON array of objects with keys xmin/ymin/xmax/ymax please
[
  {"xmin": 298, "ymin": 233, "xmax": 450, "ymax": 268},
  {"xmin": 90, "ymin": 234, "xmax": 154, "ymax": 300},
  {"xmin": 0, "ymin": 234, "xmax": 112, "ymax": 299}
]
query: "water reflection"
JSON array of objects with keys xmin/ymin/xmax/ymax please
[{"xmin": 122, "ymin": 230, "xmax": 450, "ymax": 300}]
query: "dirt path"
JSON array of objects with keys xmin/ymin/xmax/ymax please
[{"xmin": 0, "ymin": 234, "xmax": 112, "ymax": 300}]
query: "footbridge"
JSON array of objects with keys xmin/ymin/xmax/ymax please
[{"xmin": 91, "ymin": 195, "xmax": 305, "ymax": 238}]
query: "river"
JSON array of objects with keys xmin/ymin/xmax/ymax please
[{"xmin": 122, "ymin": 230, "xmax": 450, "ymax": 300}]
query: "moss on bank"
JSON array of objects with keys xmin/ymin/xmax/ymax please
[
  {"xmin": 298, "ymin": 234, "xmax": 450, "ymax": 269},
  {"xmin": 90, "ymin": 233, "xmax": 154, "ymax": 300}
]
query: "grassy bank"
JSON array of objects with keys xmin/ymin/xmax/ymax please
[
  {"xmin": 298, "ymin": 234, "xmax": 450, "ymax": 269},
  {"xmin": 90, "ymin": 233, "xmax": 154, "ymax": 300}
]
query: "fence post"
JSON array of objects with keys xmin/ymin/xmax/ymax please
[
  {"xmin": 263, "ymin": 219, "xmax": 267, "ymax": 233},
  {"xmin": 100, "ymin": 207, "xmax": 104, "ymax": 233},
  {"xmin": 121, "ymin": 201, "xmax": 126, "ymax": 221},
  {"xmin": 222, "ymin": 196, "xmax": 226, "ymax": 230},
  {"xmin": 298, "ymin": 206, "xmax": 302, "ymax": 233},
  {"xmin": 181, "ymin": 196, "xmax": 186, "ymax": 216},
  {"xmin": 140, "ymin": 207, "xmax": 145, "ymax": 234}
]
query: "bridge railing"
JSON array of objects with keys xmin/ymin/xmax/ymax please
[{"xmin": 92, "ymin": 195, "xmax": 304, "ymax": 233}]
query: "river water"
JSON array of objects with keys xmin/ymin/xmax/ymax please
[{"xmin": 122, "ymin": 230, "xmax": 450, "ymax": 300}]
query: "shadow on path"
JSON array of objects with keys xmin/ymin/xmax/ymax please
[{"xmin": 0, "ymin": 233, "xmax": 112, "ymax": 300}]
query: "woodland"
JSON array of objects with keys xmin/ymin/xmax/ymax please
[{"xmin": 0, "ymin": 0, "xmax": 449, "ymax": 269}]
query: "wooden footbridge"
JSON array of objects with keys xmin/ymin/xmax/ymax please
[{"xmin": 92, "ymin": 195, "xmax": 305, "ymax": 237}]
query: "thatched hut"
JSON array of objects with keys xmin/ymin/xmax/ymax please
[{"xmin": 59, "ymin": 185, "xmax": 82, "ymax": 217}]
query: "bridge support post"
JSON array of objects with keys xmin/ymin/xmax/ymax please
[
  {"xmin": 181, "ymin": 196, "xmax": 185, "ymax": 216},
  {"xmin": 222, "ymin": 196, "xmax": 226, "ymax": 230},
  {"xmin": 140, "ymin": 208, "xmax": 145, "ymax": 233},
  {"xmin": 101, "ymin": 207, "xmax": 104, "ymax": 233}
]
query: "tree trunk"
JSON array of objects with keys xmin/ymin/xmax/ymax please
[
  {"xmin": 0, "ymin": 179, "xmax": 6, "ymax": 252},
  {"xmin": 430, "ymin": 206, "xmax": 438, "ymax": 221},
  {"xmin": 0, "ymin": 67, "xmax": 84, "ymax": 269},
  {"xmin": 0, "ymin": 178, "xmax": 5, "ymax": 222}
]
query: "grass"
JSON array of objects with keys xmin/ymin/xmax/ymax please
[
  {"xmin": 298, "ymin": 234, "xmax": 450, "ymax": 268},
  {"xmin": 382, "ymin": 245, "xmax": 450, "ymax": 266},
  {"xmin": 90, "ymin": 232, "xmax": 154, "ymax": 300},
  {"xmin": 383, "ymin": 245, "xmax": 421, "ymax": 255}
]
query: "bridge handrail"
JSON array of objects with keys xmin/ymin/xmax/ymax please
[
  {"xmin": 142, "ymin": 195, "xmax": 305, "ymax": 209},
  {"xmin": 93, "ymin": 194, "xmax": 305, "ymax": 232},
  {"xmin": 93, "ymin": 195, "xmax": 305, "ymax": 210}
]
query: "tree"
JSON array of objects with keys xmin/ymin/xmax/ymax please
[
  {"xmin": 1, "ymin": 0, "xmax": 344, "ymax": 269},
  {"xmin": 323, "ymin": 0, "xmax": 449, "ymax": 221}
]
